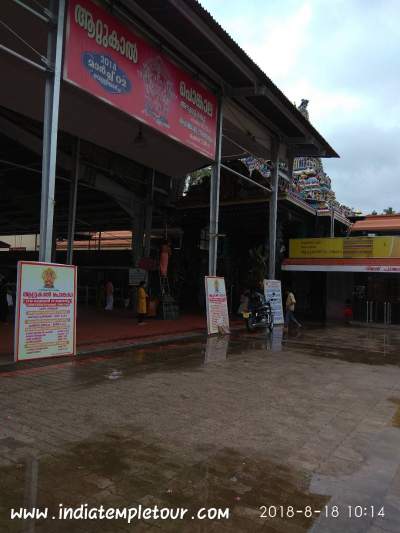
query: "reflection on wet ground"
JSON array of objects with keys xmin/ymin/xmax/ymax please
[
  {"xmin": 282, "ymin": 325, "xmax": 400, "ymax": 366},
  {"xmin": 1, "ymin": 325, "xmax": 400, "ymax": 532}
]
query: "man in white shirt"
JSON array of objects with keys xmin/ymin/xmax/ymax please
[{"xmin": 104, "ymin": 280, "xmax": 114, "ymax": 311}]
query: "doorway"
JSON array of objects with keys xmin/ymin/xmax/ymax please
[{"xmin": 353, "ymin": 274, "xmax": 400, "ymax": 324}]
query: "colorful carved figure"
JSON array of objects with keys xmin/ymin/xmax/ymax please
[{"xmin": 237, "ymin": 99, "xmax": 354, "ymax": 218}]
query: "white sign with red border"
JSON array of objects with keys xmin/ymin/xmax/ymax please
[
  {"xmin": 15, "ymin": 261, "xmax": 77, "ymax": 361},
  {"xmin": 205, "ymin": 276, "xmax": 230, "ymax": 335}
]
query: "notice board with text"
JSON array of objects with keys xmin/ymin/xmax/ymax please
[
  {"xmin": 15, "ymin": 262, "xmax": 77, "ymax": 361},
  {"xmin": 205, "ymin": 276, "xmax": 230, "ymax": 335}
]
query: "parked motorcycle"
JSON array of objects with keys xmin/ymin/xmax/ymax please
[{"xmin": 243, "ymin": 290, "xmax": 274, "ymax": 332}]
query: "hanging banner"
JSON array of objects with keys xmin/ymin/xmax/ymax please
[
  {"xmin": 14, "ymin": 262, "xmax": 77, "ymax": 361},
  {"xmin": 205, "ymin": 276, "xmax": 230, "ymax": 335},
  {"xmin": 64, "ymin": 0, "xmax": 218, "ymax": 159},
  {"xmin": 263, "ymin": 279, "xmax": 284, "ymax": 325}
]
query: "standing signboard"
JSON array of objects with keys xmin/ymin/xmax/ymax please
[
  {"xmin": 205, "ymin": 276, "xmax": 230, "ymax": 335},
  {"xmin": 15, "ymin": 262, "xmax": 77, "ymax": 361},
  {"xmin": 128, "ymin": 268, "xmax": 147, "ymax": 286},
  {"xmin": 264, "ymin": 279, "xmax": 284, "ymax": 325},
  {"xmin": 63, "ymin": 0, "xmax": 218, "ymax": 159}
]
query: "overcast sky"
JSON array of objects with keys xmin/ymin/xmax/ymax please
[{"xmin": 200, "ymin": 0, "xmax": 399, "ymax": 214}]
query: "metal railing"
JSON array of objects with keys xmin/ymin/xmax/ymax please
[{"xmin": 365, "ymin": 301, "xmax": 392, "ymax": 325}]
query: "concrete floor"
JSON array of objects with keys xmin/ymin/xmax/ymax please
[{"xmin": 1, "ymin": 325, "xmax": 400, "ymax": 532}]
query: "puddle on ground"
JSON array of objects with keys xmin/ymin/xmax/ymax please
[
  {"xmin": 282, "ymin": 327, "xmax": 400, "ymax": 367},
  {"xmin": 0, "ymin": 332, "xmax": 288, "ymax": 389},
  {"xmin": 286, "ymin": 341, "xmax": 400, "ymax": 366},
  {"xmin": 0, "ymin": 429, "xmax": 329, "ymax": 533}
]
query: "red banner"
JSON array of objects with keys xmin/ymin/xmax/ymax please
[{"xmin": 63, "ymin": 0, "xmax": 218, "ymax": 159}]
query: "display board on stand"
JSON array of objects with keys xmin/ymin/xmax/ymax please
[
  {"xmin": 14, "ymin": 261, "xmax": 77, "ymax": 361},
  {"xmin": 205, "ymin": 276, "xmax": 230, "ymax": 335},
  {"xmin": 128, "ymin": 268, "xmax": 147, "ymax": 286},
  {"xmin": 263, "ymin": 279, "xmax": 284, "ymax": 325}
]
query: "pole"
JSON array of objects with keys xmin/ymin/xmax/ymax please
[
  {"xmin": 330, "ymin": 208, "xmax": 335, "ymax": 237},
  {"xmin": 132, "ymin": 206, "xmax": 145, "ymax": 266},
  {"xmin": 39, "ymin": 0, "xmax": 65, "ymax": 262},
  {"xmin": 66, "ymin": 138, "xmax": 80, "ymax": 264},
  {"xmin": 268, "ymin": 138, "xmax": 280, "ymax": 280},
  {"xmin": 144, "ymin": 169, "xmax": 155, "ymax": 256},
  {"xmin": 208, "ymin": 97, "xmax": 223, "ymax": 276}
]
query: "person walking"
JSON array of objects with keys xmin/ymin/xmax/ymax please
[
  {"xmin": 104, "ymin": 279, "xmax": 114, "ymax": 311},
  {"xmin": 285, "ymin": 288, "xmax": 301, "ymax": 328},
  {"xmin": 137, "ymin": 281, "xmax": 148, "ymax": 325}
]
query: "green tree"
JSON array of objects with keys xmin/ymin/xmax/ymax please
[
  {"xmin": 247, "ymin": 245, "xmax": 268, "ymax": 286},
  {"xmin": 383, "ymin": 207, "xmax": 396, "ymax": 215},
  {"xmin": 371, "ymin": 210, "xmax": 377, "ymax": 215}
]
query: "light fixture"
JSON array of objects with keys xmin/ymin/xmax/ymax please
[{"xmin": 134, "ymin": 124, "xmax": 146, "ymax": 146}]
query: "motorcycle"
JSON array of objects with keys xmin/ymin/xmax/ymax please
[{"xmin": 243, "ymin": 292, "xmax": 274, "ymax": 333}]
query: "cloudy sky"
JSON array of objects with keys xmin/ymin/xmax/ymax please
[{"xmin": 200, "ymin": 0, "xmax": 399, "ymax": 214}]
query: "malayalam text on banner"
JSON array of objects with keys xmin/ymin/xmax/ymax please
[
  {"xmin": 205, "ymin": 276, "xmax": 230, "ymax": 335},
  {"xmin": 289, "ymin": 237, "xmax": 400, "ymax": 259},
  {"xmin": 14, "ymin": 262, "xmax": 77, "ymax": 361},
  {"xmin": 64, "ymin": 0, "xmax": 218, "ymax": 159}
]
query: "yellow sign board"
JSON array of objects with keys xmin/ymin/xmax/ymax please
[{"xmin": 289, "ymin": 237, "xmax": 400, "ymax": 259}]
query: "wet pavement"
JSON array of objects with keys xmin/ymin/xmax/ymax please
[{"xmin": 1, "ymin": 325, "xmax": 400, "ymax": 532}]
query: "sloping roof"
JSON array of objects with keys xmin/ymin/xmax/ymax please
[
  {"xmin": 122, "ymin": 0, "xmax": 338, "ymax": 158},
  {"xmin": 351, "ymin": 215, "xmax": 400, "ymax": 233},
  {"xmin": 187, "ymin": 0, "xmax": 338, "ymax": 157}
]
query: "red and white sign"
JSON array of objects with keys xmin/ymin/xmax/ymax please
[
  {"xmin": 205, "ymin": 276, "xmax": 230, "ymax": 335},
  {"xmin": 15, "ymin": 262, "xmax": 77, "ymax": 361},
  {"xmin": 64, "ymin": 0, "xmax": 218, "ymax": 159}
]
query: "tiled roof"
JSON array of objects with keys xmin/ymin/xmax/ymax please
[{"xmin": 351, "ymin": 215, "xmax": 400, "ymax": 232}]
